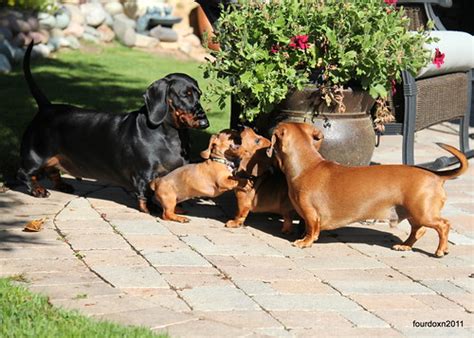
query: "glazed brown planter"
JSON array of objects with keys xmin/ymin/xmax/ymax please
[{"xmin": 269, "ymin": 86, "xmax": 376, "ymax": 166}]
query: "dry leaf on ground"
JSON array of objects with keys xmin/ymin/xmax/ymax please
[{"xmin": 23, "ymin": 219, "xmax": 45, "ymax": 232}]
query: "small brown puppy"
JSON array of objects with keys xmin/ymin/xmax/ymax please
[
  {"xmin": 150, "ymin": 130, "xmax": 245, "ymax": 223},
  {"xmin": 267, "ymin": 122, "xmax": 468, "ymax": 257},
  {"xmin": 225, "ymin": 127, "xmax": 296, "ymax": 234}
]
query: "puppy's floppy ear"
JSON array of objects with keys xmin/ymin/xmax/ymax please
[
  {"xmin": 200, "ymin": 135, "xmax": 217, "ymax": 159},
  {"xmin": 266, "ymin": 134, "xmax": 276, "ymax": 158},
  {"xmin": 144, "ymin": 78, "xmax": 169, "ymax": 126},
  {"xmin": 312, "ymin": 127, "xmax": 324, "ymax": 150}
]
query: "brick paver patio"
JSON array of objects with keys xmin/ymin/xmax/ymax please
[{"xmin": 1, "ymin": 122, "xmax": 473, "ymax": 337}]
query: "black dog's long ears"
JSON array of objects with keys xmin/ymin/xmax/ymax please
[{"xmin": 144, "ymin": 78, "xmax": 169, "ymax": 126}]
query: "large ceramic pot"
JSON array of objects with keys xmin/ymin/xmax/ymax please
[{"xmin": 267, "ymin": 86, "xmax": 376, "ymax": 166}]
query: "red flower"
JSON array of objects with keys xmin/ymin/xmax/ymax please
[
  {"xmin": 270, "ymin": 44, "xmax": 280, "ymax": 54},
  {"xmin": 289, "ymin": 35, "xmax": 310, "ymax": 50},
  {"xmin": 433, "ymin": 48, "xmax": 445, "ymax": 69},
  {"xmin": 384, "ymin": 0, "xmax": 397, "ymax": 5},
  {"xmin": 391, "ymin": 79, "xmax": 397, "ymax": 96}
]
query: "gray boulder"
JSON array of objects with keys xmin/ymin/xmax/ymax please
[
  {"xmin": 25, "ymin": 15, "xmax": 39, "ymax": 31},
  {"xmin": 32, "ymin": 44, "xmax": 51, "ymax": 58},
  {"xmin": 12, "ymin": 46, "xmax": 25, "ymax": 64},
  {"xmin": 55, "ymin": 9, "xmax": 71, "ymax": 30},
  {"xmin": 0, "ymin": 53, "xmax": 11, "ymax": 73},
  {"xmin": 0, "ymin": 39, "xmax": 15, "ymax": 63},
  {"xmin": 113, "ymin": 14, "xmax": 136, "ymax": 47},
  {"xmin": 38, "ymin": 12, "xmax": 56, "ymax": 30},
  {"xmin": 0, "ymin": 27, "xmax": 13, "ymax": 41},
  {"xmin": 9, "ymin": 17, "xmax": 31, "ymax": 34},
  {"xmin": 65, "ymin": 36, "xmax": 80, "ymax": 49},
  {"xmin": 81, "ymin": 3, "xmax": 107, "ymax": 28},
  {"xmin": 149, "ymin": 26, "xmax": 178, "ymax": 43},
  {"xmin": 83, "ymin": 25, "xmax": 101, "ymax": 43}
]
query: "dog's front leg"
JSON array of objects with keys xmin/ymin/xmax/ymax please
[
  {"xmin": 133, "ymin": 176, "xmax": 152, "ymax": 213},
  {"xmin": 226, "ymin": 189, "xmax": 254, "ymax": 228},
  {"xmin": 293, "ymin": 206, "xmax": 321, "ymax": 248}
]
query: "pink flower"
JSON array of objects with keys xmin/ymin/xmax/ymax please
[
  {"xmin": 289, "ymin": 35, "xmax": 310, "ymax": 50},
  {"xmin": 270, "ymin": 44, "xmax": 280, "ymax": 54},
  {"xmin": 433, "ymin": 48, "xmax": 445, "ymax": 69},
  {"xmin": 384, "ymin": 0, "xmax": 397, "ymax": 5}
]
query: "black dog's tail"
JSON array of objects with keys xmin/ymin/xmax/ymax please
[{"xmin": 23, "ymin": 41, "xmax": 50, "ymax": 108}]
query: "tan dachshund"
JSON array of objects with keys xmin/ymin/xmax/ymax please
[
  {"xmin": 150, "ymin": 129, "xmax": 245, "ymax": 223},
  {"xmin": 225, "ymin": 127, "xmax": 298, "ymax": 234},
  {"xmin": 267, "ymin": 122, "xmax": 468, "ymax": 257}
]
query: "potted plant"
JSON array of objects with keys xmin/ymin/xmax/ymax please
[{"xmin": 203, "ymin": 0, "xmax": 434, "ymax": 165}]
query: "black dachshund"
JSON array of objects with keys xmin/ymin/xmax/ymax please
[{"xmin": 18, "ymin": 42, "xmax": 209, "ymax": 213}]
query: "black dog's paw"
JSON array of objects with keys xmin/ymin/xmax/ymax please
[{"xmin": 31, "ymin": 186, "xmax": 50, "ymax": 198}]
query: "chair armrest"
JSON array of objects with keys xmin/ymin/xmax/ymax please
[
  {"xmin": 397, "ymin": 0, "xmax": 452, "ymax": 30},
  {"xmin": 397, "ymin": 0, "xmax": 452, "ymax": 7}
]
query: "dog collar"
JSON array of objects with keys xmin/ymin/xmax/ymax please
[{"xmin": 210, "ymin": 156, "xmax": 237, "ymax": 172}]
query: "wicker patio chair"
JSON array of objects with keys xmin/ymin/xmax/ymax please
[{"xmin": 383, "ymin": 0, "xmax": 473, "ymax": 168}]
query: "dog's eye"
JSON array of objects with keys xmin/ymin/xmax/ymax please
[{"xmin": 255, "ymin": 138, "xmax": 261, "ymax": 145}]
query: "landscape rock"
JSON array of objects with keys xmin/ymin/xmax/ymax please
[
  {"xmin": 182, "ymin": 33, "xmax": 201, "ymax": 48},
  {"xmin": 149, "ymin": 25, "xmax": 178, "ymax": 42},
  {"xmin": 178, "ymin": 41, "xmax": 192, "ymax": 55},
  {"xmin": 64, "ymin": 4, "xmax": 85, "ymax": 25},
  {"xmin": 0, "ymin": 27, "xmax": 13, "ymax": 41},
  {"xmin": 29, "ymin": 31, "xmax": 48, "ymax": 44},
  {"xmin": 0, "ymin": 53, "xmax": 11, "ymax": 73},
  {"xmin": 9, "ymin": 17, "xmax": 31, "ymax": 34},
  {"xmin": 104, "ymin": 11, "xmax": 114, "ymax": 27},
  {"xmin": 113, "ymin": 13, "xmax": 136, "ymax": 29},
  {"xmin": 134, "ymin": 33, "xmax": 159, "ymax": 48},
  {"xmin": 50, "ymin": 28, "xmax": 65, "ymax": 39},
  {"xmin": 113, "ymin": 14, "xmax": 136, "ymax": 47},
  {"xmin": 38, "ymin": 12, "xmax": 56, "ymax": 30},
  {"xmin": 63, "ymin": 22, "xmax": 85, "ymax": 38},
  {"xmin": 32, "ymin": 43, "xmax": 51, "ymax": 58},
  {"xmin": 47, "ymin": 39, "xmax": 59, "ymax": 52},
  {"xmin": 97, "ymin": 24, "xmax": 115, "ymax": 42},
  {"xmin": 65, "ymin": 36, "xmax": 81, "ymax": 49},
  {"xmin": 11, "ymin": 32, "xmax": 30, "ymax": 47},
  {"xmin": 12, "ymin": 46, "xmax": 25, "ymax": 64},
  {"xmin": 83, "ymin": 26, "xmax": 100, "ymax": 43},
  {"xmin": 81, "ymin": 3, "xmax": 107, "ymax": 28},
  {"xmin": 0, "ymin": 39, "xmax": 15, "ymax": 63},
  {"xmin": 104, "ymin": 2, "xmax": 124, "ymax": 16},
  {"xmin": 55, "ymin": 9, "xmax": 71, "ymax": 30},
  {"xmin": 25, "ymin": 15, "xmax": 39, "ymax": 31}
]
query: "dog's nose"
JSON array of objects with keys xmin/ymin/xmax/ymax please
[
  {"xmin": 195, "ymin": 107, "xmax": 209, "ymax": 129},
  {"xmin": 198, "ymin": 118, "xmax": 210, "ymax": 129}
]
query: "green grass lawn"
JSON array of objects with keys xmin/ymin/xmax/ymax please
[
  {"xmin": 0, "ymin": 42, "xmax": 230, "ymax": 181},
  {"xmin": 0, "ymin": 277, "xmax": 167, "ymax": 337}
]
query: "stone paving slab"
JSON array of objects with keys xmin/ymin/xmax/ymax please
[{"xmin": 1, "ymin": 122, "xmax": 473, "ymax": 336}]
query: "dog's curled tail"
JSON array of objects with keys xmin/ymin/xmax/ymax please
[
  {"xmin": 23, "ymin": 41, "xmax": 50, "ymax": 109},
  {"xmin": 434, "ymin": 143, "xmax": 468, "ymax": 180}
]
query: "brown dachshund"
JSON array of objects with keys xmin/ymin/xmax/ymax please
[
  {"xmin": 150, "ymin": 130, "xmax": 245, "ymax": 223},
  {"xmin": 267, "ymin": 122, "xmax": 468, "ymax": 257},
  {"xmin": 225, "ymin": 128, "xmax": 296, "ymax": 234}
]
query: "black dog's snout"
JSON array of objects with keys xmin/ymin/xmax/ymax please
[
  {"xmin": 198, "ymin": 118, "xmax": 210, "ymax": 129},
  {"xmin": 195, "ymin": 106, "xmax": 209, "ymax": 129}
]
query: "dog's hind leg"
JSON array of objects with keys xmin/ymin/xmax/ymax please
[
  {"xmin": 44, "ymin": 167, "xmax": 74, "ymax": 193},
  {"xmin": 392, "ymin": 219, "xmax": 427, "ymax": 252}
]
